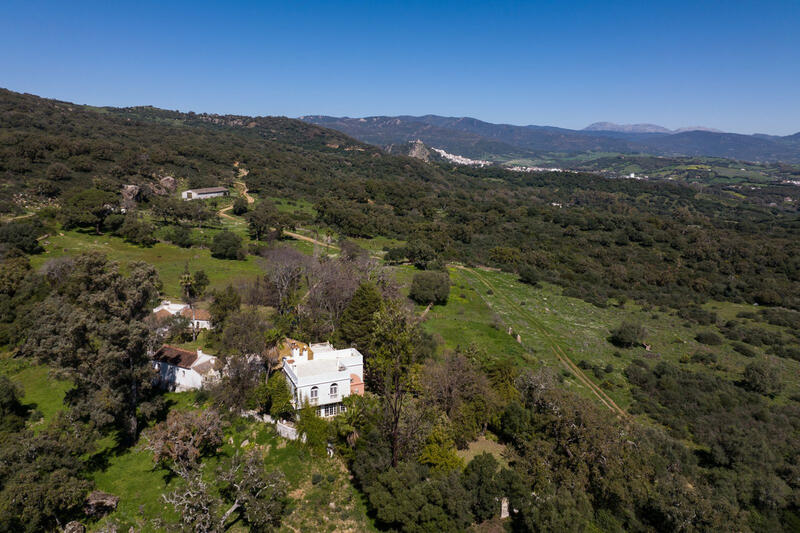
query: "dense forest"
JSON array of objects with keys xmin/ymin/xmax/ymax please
[{"xmin": 1, "ymin": 89, "xmax": 800, "ymax": 531}]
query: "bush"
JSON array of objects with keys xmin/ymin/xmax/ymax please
[
  {"xmin": 695, "ymin": 331, "xmax": 722, "ymax": 345},
  {"xmin": 609, "ymin": 321, "xmax": 645, "ymax": 348},
  {"xmin": 408, "ymin": 271, "xmax": 450, "ymax": 305},
  {"xmin": 732, "ymin": 342, "xmax": 756, "ymax": 358},
  {"xmin": 211, "ymin": 230, "xmax": 245, "ymax": 260},
  {"xmin": 311, "ymin": 473, "xmax": 324, "ymax": 485},
  {"xmin": 690, "ymin": 351, "xmax": 717, "ymax": 365},
  {"xmin": 518, "ymin": 264, "xmax": 539, "ymax": 286},
  {"xmin": 743, "ymin": 360, "xmax": 782, "ymax": 396},
  {"xmin": 167, "ymin": 225, "xmax": 193, "ymax": 248}
]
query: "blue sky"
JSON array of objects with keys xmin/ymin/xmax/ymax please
[{"xmin": 2, "ymin": 1, "xmax": 799, "ymax": 134}]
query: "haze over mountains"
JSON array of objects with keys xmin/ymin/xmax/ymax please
[{"xmin": 300, "ymin": 115, "xmax": 800, "ymax": 164}]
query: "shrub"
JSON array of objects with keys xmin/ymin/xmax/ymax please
[
  {"xmin": 408, "ymin": 271, "xmax": 450, "ymax": 305},
  {"xmin": 167, "ymin": 225, "xmax": 193, "ymax": 248},
  {"xmin": 732, "ymin": 342, "xmax": 756, "ymax": 358},
  {"xmin": 743, "ymin": 360, "xmax": 782, "ymax": 396},
  {"xmin": 609, "ymin": 321, "xmax": 646, "ymax": 348},
  {"xmin": 695, "ymin": 331, "xmax": 722, "ymax": 345},
  {"xmin": 518, "ymin": 264, "xmax": 539, "ymax": 286},
  {"xmin": 690, "ymin": 351, "xmax": 717, "ymax": 365},
  {"xmin": 311, "ymin": 473, "xmax": 324, "ymax": 485},
  {"xmin": 211, "ymin": 230, "xmax": 245, "ymax": 259}
]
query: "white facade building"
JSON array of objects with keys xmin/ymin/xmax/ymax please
[
  {"xmin": 181, "ymin": 187, "xmax": 229, "ymax": 201},
  {"xmin": 152, "ymin": 300, "xmax": 212, "ymax": 330},
  {"xmin": 153, "ymin": 345, "xmax": 220, "ymax": 391},
  {"xmin": 281, "ymin": 340, "xmax": 365, "ymax": 417}
]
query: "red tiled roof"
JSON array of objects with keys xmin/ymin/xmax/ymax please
[
  {"xmin": 180, "ymin": 307, "xmax": 211, "ymax": 321},
  {"xmin": 154, "ymin": 345, "xmax": 198, "ymax": 369},
  {"xmin": 154, "ymin": 309, "xmax": 172, "ymax": 320}
]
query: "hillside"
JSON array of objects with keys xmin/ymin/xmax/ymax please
[{"xmin": 2, "ymin": 89, "xmax": 800, "ymax": 531}]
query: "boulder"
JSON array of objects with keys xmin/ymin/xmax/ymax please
[
  {"xmin": 160, "ymin": 175, "xmax": 177, "ymax": 191},
  {"xmin": 121, "ymin": 184, "xmax": 141, "ymax": 205},
  {"xmin": 85, "ymin": 490, "xmax": 119, "ymax": 517},
  {"xmin": 64, "ymin": 522, "xmax": 85, "ymax": 533}
]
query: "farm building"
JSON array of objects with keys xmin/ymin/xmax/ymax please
[
  {"xmin": 181, "ymin": 186, "xmax": 228, "ymax": 201},
  {"xmin": 280, "ymin": 339, "xmax": 365, "ymax": 417},
  {"xmin": 152, "ymin": 345, "xmax": 220, "ymax": 391}
]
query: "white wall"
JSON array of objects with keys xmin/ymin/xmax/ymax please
[{"xmin": 154, "ymin": 361, "xmax": 204, "ymax": 391}]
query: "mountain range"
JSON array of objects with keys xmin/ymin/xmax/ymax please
[{"xmin": 300, "ymin": 115, "xmax": 800, "ymax": 164}]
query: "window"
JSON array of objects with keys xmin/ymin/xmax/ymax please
[
  {"xmin": 330, "ymin": 383, "xmax": 338, "ymax": 399},
  {"xmin": 310, "ymin": 386, "xmax": 318, "ymax": 403},
  {"xmin": 324, "ymin": 404, "xmax": 337, "ymax": 417}
]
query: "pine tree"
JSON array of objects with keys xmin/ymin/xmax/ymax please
[{"xmin": 338, "ymin": 282, "xmax": 381, "ymax": 350}]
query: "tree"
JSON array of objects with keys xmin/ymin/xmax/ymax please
[
  {"xmin": 145, "ymin": 409, "xmax": 225, "ymax": 471},
  {"xmin": 296, "ymin": 404, "xmax": 330, "ymax": 456},
  {"xmin": 256, "ymin": 372, "xmax": 294, "ymax": 420},
  {"xmin": 0, "ymin": 376, "xmax": 28, "ymax": 433},
  {"xmin": 404, "ymin": 240, "xmax": 437, "ymax": 270},
  {"xmin": 220, "ymin": 310, "xmax": 272, "ymax": 357},
  {"xmin": 246, "ymin": 200, "xmax": 290, "ymax": 242},
  {"xmin": 262, "ymin": 247, "xmax": 308, "ymax": 314},
  {"xmin": 209, "ymin": 285, "xmax": 241, "ymax": 329},
  {"xmin": 408, "ymin": 271, "xmax": 450, "ymax": 305},
  {"xmin": 609, "ymin": 321, "xmax": 646, "ymax": 348},
  {"xmin": 0, "ymin": 421, "xmax": 93, "ymax": 532},
  {"xmin": 19, "ymin": 253, "xmax": 162, "ymax": 441},
  {"xmin": 211, "ymin": 355, "xmax": 264, "ymax": 412},
  {"xmin": 369, "ymin": 299, "xmax": 427, "ymax": 467},
  {"xmin": 116, "ymin": 213, "xmax": 156, "ymax": 246},
  {"xmin": 0, "ymin": 219, "xmax": 45, "ymax": 254},
  {"xmin": 463, "ymin": 452, "xmax": 504, "ymax": 523},
  {"xmin": 217, "ymin": 451, "xmax": 288, "ymax": 530},
  {"xmin": 419, "ymin": 424, "xmax": 464, "ymax": 473},
  {"xmin": 232, "ymin": 196, "xmax": 249, "ymax": 215},
  {"xmin": 211, "ymin": 230, "xmax": 245, "ymax": 260},
  {"xmin": 62, "ymin": 188, "xmax": 118, "ymax": 234},
  {"xmin": 338, "ymin": 282, "xmax": 382, "ymax": 350}
]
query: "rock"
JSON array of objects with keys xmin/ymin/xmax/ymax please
[
  {"xmin": 329, "ymin": 502, "xmax": 336, "ymax": 510},
  {"xmin": 160, "ymin": 175, "xmax": 177, "ymax": 192},
  {"xmin": 121, "ymin": 184, "xmax": 141, "ymax": 207},
  {"xmin": 64, "ymin": 521, "xmax": 85, "ymax": 533},
  {"xmin": 241, "ymin": 439, "xmax": 249, "ymax": 448},
  {"xmin": 85, "ymin": 490, "xmax": 119, "ymax": 517}
]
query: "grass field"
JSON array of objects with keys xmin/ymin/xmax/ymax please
[
  {"xmin": 0, "ymin": 358, "xmax": 71, "ymax": 427},
  {"xmin": 451, "ymin": 267, "xmax": 800, "ymax": 410},
  {"xmin": 30, "ymin": 229, "xmax": 265, "ymax": 299}
]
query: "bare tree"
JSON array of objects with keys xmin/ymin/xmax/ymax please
[
  {"xmin": 145, "ymin": 409, "xmax": 226, "ymax": 471},
  {"xmin": 261, "ymin": 247, "xmax": 309, "ymax": 314}
]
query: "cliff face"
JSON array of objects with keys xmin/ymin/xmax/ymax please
[{"xmin": 384, "ymin": 139, "xmax": 439, "ymax": 162}]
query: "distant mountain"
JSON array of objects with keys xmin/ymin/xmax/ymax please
[
  {"xmin": 300, "ymin": 115, "xmax": 800, "ymax": 163},
  {"xmin": 585, "ymin": 122, "xmax": 672, "ymax": 134}
]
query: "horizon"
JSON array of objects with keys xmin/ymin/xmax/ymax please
[{"xmin": 2, "ymin": 1, "xmax": 799, "ymax": 135}]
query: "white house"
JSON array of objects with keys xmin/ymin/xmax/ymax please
[
  {"xmin": 181, "ymin": 187, "xmax": 229, "ymax": 201},
  {"xmin": 280, "ymin": 339, "xmax": 365, "ymax": 418},
  {"xmin": 152, "ymin": 345, "xmax": 220, "ymax": 391},
  {"xmin": 152, "ymin": 300, "xmax": 212, "ymax": 330}
]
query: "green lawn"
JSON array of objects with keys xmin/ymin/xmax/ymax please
[{"xmin": 0, "ymin": 359, "xmax": 71, "ymax": 427}]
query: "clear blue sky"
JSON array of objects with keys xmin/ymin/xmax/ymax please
[{"xmin": 2, "ymin": 0, "xmax": 799, "ymax": 134}]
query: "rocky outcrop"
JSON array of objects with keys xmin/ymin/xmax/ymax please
[
  {"xmin": 84, "ymin": 490, "xmax": 119, "ymax": 517},
  {"xmin": 63, "ymin": 522, "xmax": 85, "ymax": 533}
]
